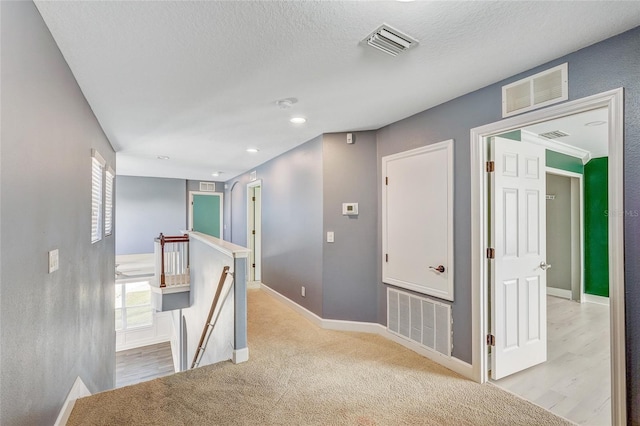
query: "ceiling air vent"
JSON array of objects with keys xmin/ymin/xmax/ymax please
[
  {"xmin": 363, "ymin": 24, "xmax": 418, "ymax": 56},
  {"xmin": 502, "ymin": 63, "xmax": 568, "ymax": 118},
  {"xmin": 539, "ymin": 130, "xmax": 570, "ymax": 139}
]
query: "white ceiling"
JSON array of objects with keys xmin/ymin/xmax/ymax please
[
  {"xmin": 523, "ymin": 108, "xmax": 609, "ymax": 159},
  {"xmin": 34, "ymin": 1, "xmax": 640, "ymax": 180}
]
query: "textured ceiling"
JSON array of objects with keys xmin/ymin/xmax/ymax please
[{"xmin": 34, "ymin": 1, "xmax": 640, "ymax": 180}]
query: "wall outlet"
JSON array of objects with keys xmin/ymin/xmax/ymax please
[
  {"xmin": 301, "ymin": 286, "xmax": 306, "ymax": 297},
  {"xmin": 48, "ymin": 249, "xmax": 59, "ymax": 273},
  {"xmin": 327, "ymin": 231, "xmax": 335, "ymax": 243}
]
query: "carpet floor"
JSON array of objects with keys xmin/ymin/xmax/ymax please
[{"xmin": 69, "ymin": 289, "xmax": 574, "ymax": 425}]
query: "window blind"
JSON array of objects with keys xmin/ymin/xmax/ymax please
[
  {"xmin": 105, "ymin": 167, "xmax": 114, "ymax": 236},
  {"xmin": 91, "ymin": 150, "xmax": 105, "ymax": 243}
]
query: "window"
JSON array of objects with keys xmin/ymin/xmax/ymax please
[
  {"xmin": 91, "ymin": 149, "xmax": 106, "ymax": 243},
  {"xmin": 115, "ymin": 280, "xmax": 153, "ymax": 331},
  {"xmin": 105, "ymin": 167, "xmax": 114, "ymax": 236}
]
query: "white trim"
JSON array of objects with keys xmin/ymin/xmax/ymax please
[
  {"xmin": 470, "ymin": 88, "xmax": 625, "ymax": 425},
  {"xmin": 547, "ymin": 287, "xmax": 572, "ymax": 300},
  {"xmin": 188, "ymin": 191, "xmax": 224, "ymax": 240},
  {"xmin": 54, "ymin": 376, "xmax": 91, "ymax": 426},
  {"xmin": 381, "ymin": 140, "xmax": 455, "ymax": 301},
  {"xmin": 584, "ymin": 294, "xmax": 610, "ymax": 306},
  {"xmin": 522, "ymin": 130, "xmax": 591, "ymax": 164},
  {"xmin": 260, "ymin": 283, "xmax": 473, "ymax": 379},
  {"xmin": 247, "ymin": 281, "xmax": 262, "ymax": 289},
  {"xmin": 188, "ymin": 231, "xmax": 251, "ymax": 259},
  {"xmin": 232, "ymin": 347, "xmax": 249, "ymax": 364}
]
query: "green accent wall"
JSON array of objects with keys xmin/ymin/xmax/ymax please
[
  {"xmin": 546, "ymin": 150, "xmax": 584, "ymax": 174},
  {"xmin": 584, "ymin": 157, "xmax": 609, "ymax": 297},
  {"xmin": 496, "ymin": 130, "xmax": 521, "ymax": 141},
  {"xmin": 193, "ymin": 194, "xmax": 221, "ymax": 238}
]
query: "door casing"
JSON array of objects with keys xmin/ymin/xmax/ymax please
[{"xmin": 470, "ymin": 88, "xmax": 625, "ymax": 424}]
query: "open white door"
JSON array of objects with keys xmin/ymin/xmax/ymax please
[{"xmin": 490, "ymin": 136, "xmax": 547, "ymax": 380}]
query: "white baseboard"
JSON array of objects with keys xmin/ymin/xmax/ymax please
[
  {"xmin": 584, "ymin": 293, "xmax": 610, "ymax": 306},
  {"xmin": 247, "ymin": 281, "xmax": 262, "ymax": 289},
  {"xmin": 259, "ymin": 283, "xmax": 474, "ymax": 380},
  {"xmin": 233, "ymin": 347, "xmax": 249, "ymax": 364},
  {"xmin": 547, "ymin": 287, "xmax": 572, "ymax": 300},
  {"xmin": 54, "ymin": 376, "xmax": 91, "ymax": 426}
]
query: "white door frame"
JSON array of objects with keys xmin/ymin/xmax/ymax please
[
  {"xmin": 188, "ymin": 191, "xmax": 224, "ymax": 239},
  {"xmin": 545, "ymin": 167, "xmax": 584, "ymax": 302},
  {"xmin": 470, "ymin": 88, "xmax": 625, "ymax": 424},
  {"xmin": 247, "ymin": 180, "xmax": 262, "ymax": 283}
]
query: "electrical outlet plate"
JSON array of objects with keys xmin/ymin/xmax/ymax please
[
  {"xmin": 327, "ymin": 231, "xmax": 335, "ymax": 243},
  {"xmin": 48, "ymin": 249, "xmax": 59, "ymax": 273},
  {"xmin": 301, "ymin": 286, "xmax": 306, "ymax": 297}
]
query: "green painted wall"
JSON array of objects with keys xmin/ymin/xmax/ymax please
[
  {"xmin": 546, "ymin": 150, "xmax": 584, "ymax": 174},
  {"xmin": 584, "ymin": 157, "xmax": 609, "ymax": 297},
  {"xmin": 496, "ymin": 130, "xmax": 521, "ymax": 141}
]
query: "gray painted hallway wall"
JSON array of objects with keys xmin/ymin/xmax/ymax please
[
  {"xmin": 228, "ymin": 26, "xmax": 640, "ymax": 421},
  {"xmin": 1, "ymin": 2, "xmax": 116, "ymax": 424}
]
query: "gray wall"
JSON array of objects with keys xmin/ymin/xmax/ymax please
[
  {"xmin": 115, "ymin": 176, "xmax": 187, "ymax": 255},
  {"xmin": 546, "ymin": 174, "xmax": 572, "ymax": 291},
  {"xmin": 375, "ymin": 26, "xmax": 640, "ymax": 418},
  {"xmin": 322, "ymin": 132, "xmax": 378, "ymax": 321},
  {"xmin": 0, "ymin": 2, "xmax": 116, "ymax": 424},
  {"xmin": 226, "ymin": 136, "xmax": 324, "ymax": 316}
]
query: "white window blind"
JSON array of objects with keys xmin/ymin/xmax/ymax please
[
  {"xmin": 105, "ymin": 167, "xmax": 114, "ymax": 236},
  {"xmin": 91, "ymin": 149, "xmax": 106, "ymax": 244}
]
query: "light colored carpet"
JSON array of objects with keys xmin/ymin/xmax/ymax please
[{"xmin": 69, "ymin": 289, "xmax": 574, "ymax": 425}]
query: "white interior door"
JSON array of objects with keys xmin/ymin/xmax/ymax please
[
  {"xmin": 382, "ymin": 140, "xmax": 454, "ymax": 301},
  {"xmin": 247, "ymin": 182, "xmax": 262, "ymax": 282},
  {"xmin": 491, "ymin": 136, "xmax": 547, "ymax": 380}
]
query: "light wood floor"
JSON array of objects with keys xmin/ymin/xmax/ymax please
[
  {"xmin": 115, "ymin": 342, "xmax": 175, "ymax": 388},
  {"xmin": 492, "ymin": 296, "xmax": 610, "ymax": 426}
]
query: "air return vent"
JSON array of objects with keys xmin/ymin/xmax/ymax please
[
  {"xmin": 199, "ymin": 182, "xmax": 216, "ymax": 192},
  {"xmin": 502, "ymin": 63, "xmax": 568, "ymax": 118},
  {"xmin": 388, "ymin": 288, "xmax": 452, "ymax": 356},
  {"xmin": 539, "ymin": 130, "xmax": 570, "ymax": 139},
  {"xmin": 363, "ymin": 24, "xmax": 418, "ymax": 56}
]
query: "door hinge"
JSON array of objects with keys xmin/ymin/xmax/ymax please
[
  {"xmin": 252, "ymin": 230, "xmax": 255, "ymax": 235},
  {"xmin": 252, "ymin": 263, "xmax": 255, "ymax": 268},
  {"xmin": 385, "ymin": 176, "xmax": 388, "ymax": 186},
  {"xmin": 385, "ymin": 253, "xmax": 389, "ymax": 262},
  {"xmin": 486, "ymin": 248, "xmax": 495, "ymax": 259},
  {"xmin": 486, "ymin": 161, "xmax": 495, "ymax": 172},
  {"xmin": 252, "ymin": 196, "xmax": 256, "ymax": 201},
  {"xmin": 487, "ymin": 334, "xmax": 495, "ymax": 346}
]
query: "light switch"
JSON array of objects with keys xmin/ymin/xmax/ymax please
[
  {"xmin": 327, "ymin": 232, "xmax": 335, "ymax": 243},
  {"xmin": 48, "ymin": 249, "xmax": 59, "ymax": 273}
]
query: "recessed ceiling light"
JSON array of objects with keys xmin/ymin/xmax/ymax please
[
  {"xmin": 585, "ymin": 120, "xmax": 607, "ymax": 127},
  {"xmin": 211, "ymin": 171, "xmax": 223, "ymax": 177},
  {"xmin": 157, "ymin": 155, "xmax": 170, "ymax": 160},
  {"xmin": 246, "ymin": 148, "xmax": 259, "ymax": 153},
  {"xmin": 290, "ymin": 117, "xmax": 307, "ymax": 124}
]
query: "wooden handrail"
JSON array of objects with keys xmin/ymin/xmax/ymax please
[{"xmin": 191, "ymin": 266, "xmax": 232, "ymax": 369}]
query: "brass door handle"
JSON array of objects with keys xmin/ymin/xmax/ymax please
[{"xmin": 429, "ymin": 265, "xmax": 445, "ymax": 273}]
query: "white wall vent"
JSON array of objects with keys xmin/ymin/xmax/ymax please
[
  {"xmin": 387, "ymin": 287, "xmax": 452, "ymax": 356},
  {"xmin": 363, "ymin": 24, "xmax": 418, "ymax": 57},
  {"xmin": 199, "ymin": 182, "xmax": 216, "ymax": 192},
  {"xmin": 502, "ymin": 63, "xmax": 568, "ymax": 118}
]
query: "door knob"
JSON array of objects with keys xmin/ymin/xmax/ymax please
[
  {"xmin": 429, "ymin": 265, "xmax": 445, "ymax": 273},
  {"xmin": 539, "ymin": 261, "xmax": 552, "ymax": 271}
]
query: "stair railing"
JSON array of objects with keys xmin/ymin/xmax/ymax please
[{"xmin": 154, "ymin": 233, "xmax": 190, "ymax": 288}]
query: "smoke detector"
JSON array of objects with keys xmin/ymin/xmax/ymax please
[{"xmin": 363, "ymin": 24, "xmax": 418, "ymax": 56}]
